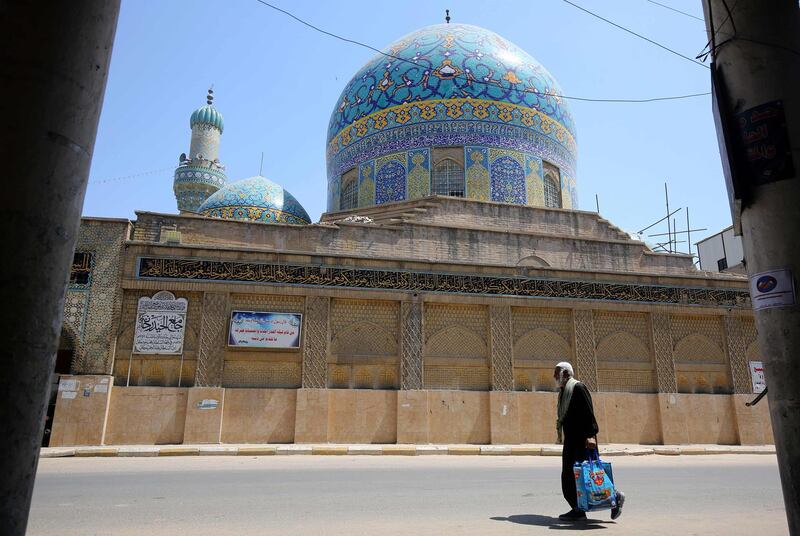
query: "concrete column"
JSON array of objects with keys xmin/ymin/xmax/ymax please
[
  {"xmin": 400, "ymin": 300, "xmax": 424, "ymax": 390},
  {"xmin": 302, "ymin": 296, "xmax": 329, "ymax": 388},
  {"xmin": 572, "ymin": 309, "xmax": 598, "ymax": 390},
  {"xmin": 489, "ymin": 305, "xmax": 513, "ymax": 391},
  {"xmin": 651, "ymin": 312, "xmax": 677, "ymax": 393},
  {"xmin": 0, "ymin": 3, "xmax": 119, "ymax": 533},
  {"xmin": 704, "ymin": 2, "xmax": 800, "ymax": 531},
  {"xmin": 195, "ymin": 292, "xmax": 229, "ymax": 387}
]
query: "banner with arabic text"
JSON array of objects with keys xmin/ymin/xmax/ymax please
[{"xmin": 229, "ymin": 311, "xmax": 302, "ymax": 349}]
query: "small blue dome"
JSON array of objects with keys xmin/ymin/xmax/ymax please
[
  {"xmin": 190, "ymin": 105, "xmax": 224, "ymax": 133},
  {"xmin": 198, "ymin": 176, "xmax": 311, "ymax": 225}
]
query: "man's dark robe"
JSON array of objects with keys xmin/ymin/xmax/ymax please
[{"xmin": 559, "ymin": 381, "xmax": 599, "ymax": 509}]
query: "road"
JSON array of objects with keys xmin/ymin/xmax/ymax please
[{"xmin": 28, "ymin": 454, "xmax": 786, "ymax": 535}]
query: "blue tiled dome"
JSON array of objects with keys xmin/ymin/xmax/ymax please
[
  {"xmin": 190, "ymin": 104, "xmax": 224, "ymax": 133},
  {"xmin": 198, "ymin": 176, "xmax": 311, "ymax": 225},
  {"xmin": 325, "ymin": 23, "xmax": 578, "ymax": 212}
]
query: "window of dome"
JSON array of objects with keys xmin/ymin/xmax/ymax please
[
  {"xmin": 340, "ymin": 175, "xmax": 358, "ymax": 210},
  {"xmin": 432, "ymin": 158, "xmax": 465, "ymax": 197},
  {"xmin": 543, "ymin": 162, "xmax": 562, "ymax": 208}
]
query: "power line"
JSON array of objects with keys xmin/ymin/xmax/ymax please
[
  {"xmin": 646, "ymin": 0, "xmax": 704, "ymax": 22},
  {"xmin": 559, "ymin": 0, "xmax": 710, "ymax": 69},
  {"xmin": 89, "ymin": 166, "xmax": 173, "ymax": 185},
  {"xmin": 252, "ymin": 0, "xmax": 710, "ymax": 103}
]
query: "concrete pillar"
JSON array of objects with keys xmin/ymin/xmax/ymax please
[
  {"xmin": 195, "ymin": 292, "xmax": 229, "ymax": 387},
  {"xmin": 0, "ymin": 2, "xmax": 119, "ymax": 533},
  {"xmin": 704, "ymin": 2, "xmax": 800, "ymax": 531},
  {"xmin": 572, "ymin": 309, "xmax": 598, "ymax": 390},
  {"xmin": 302, "ymin": 296, "xmax": 329, "ymax": 389},
  {"xmin": 400, "ymin": 300, "xmax": 424, "ymax": 390}
]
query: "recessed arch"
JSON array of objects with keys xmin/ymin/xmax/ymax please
[
  {"xmin": 425, "ymin": 325, "xmax": 487, "ymax": 358},
  {"xmin": 331, "ymin": 321, "xmax": 397, "ymax": 357}
]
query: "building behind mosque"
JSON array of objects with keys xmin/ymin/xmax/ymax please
[{"xmin": 49, "ymin": 23, "xmax": 772, "ymax": 448}]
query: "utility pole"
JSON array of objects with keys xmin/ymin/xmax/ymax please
[
  {"xmin": 703, "ymin": 1, "xmax": 800, "ymax": 533},
  {"xmin": 0, "ymin": 2, "xmax": 120, "ymax": 534}
]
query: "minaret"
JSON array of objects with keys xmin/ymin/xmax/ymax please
[{"xmin": 173, "ymin": 88, "xmax": 227, "ymax": 213}]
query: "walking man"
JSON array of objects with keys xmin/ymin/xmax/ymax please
[{"xmin": 554, "ymin": 361, "xmax": 624, "ymax": 521}]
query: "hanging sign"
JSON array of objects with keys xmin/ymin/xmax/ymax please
[
  {"xmin": 749, "ymin": 361, "xmax": 766, "ymax": 394},
  {"xmin": 133, "ymin": 291, "xmax": 188, "ymax": 354},
  {"xmin": 749, "ymin": 268, "xmax": 795, "ymax": 310},
  {"xmin": 736, "ymin": 100, "xmax": 795, "ymax": 186},
  {"xmin": 228, "ymin": 311, "xmax": 302, "ymax": 349}
]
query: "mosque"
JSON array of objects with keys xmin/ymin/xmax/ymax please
[{"xmin": 49, "ymin": 23, "xmax": 771, "ymax": 447}]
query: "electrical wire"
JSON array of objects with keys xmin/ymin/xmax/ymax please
[
  {"xmin": 646, "ymin": 0, "xmax": 704, "ymax": 22},
  {"xmin": 89, "ymin": 166, "xmax": 174, "ymax": 185},
  {"xmin": 559, "ymin": 0, "xmax": 710, "ymax": 69},
  {"xmin": 252, "ymin": 0, "xmax": 710, "ymax": 103}
]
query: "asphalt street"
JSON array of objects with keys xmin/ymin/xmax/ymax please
[{"xmin": 28, "ymin": 454, "xmax": 786, "ymax": 535}]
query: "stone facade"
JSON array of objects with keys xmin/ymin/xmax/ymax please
[{"xmin": 53, "ymin": 198, "xmax": 768, "ymax": 446}]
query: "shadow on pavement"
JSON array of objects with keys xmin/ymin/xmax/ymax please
[{"xmin": 491, "ymin": 514, "xmax": 614, "ymax": 530}]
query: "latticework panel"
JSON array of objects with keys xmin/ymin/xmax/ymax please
[
  {"xmin": 426, "ymin": 327, "xmax": 487, "ymax": 358},
  {"xmin": 425, "ymin": 303, "xmax": 488, "ymax": 343},
  {"xmin": 673, "ymin": 335, "xmax": 726, "ymax": 363},
  {"xmin": 330, "ymin": 299, "xmax": 399, "ymax": 357},
  {"xmin": 401, "ymin": 301, "xmax": 423, "ymax": 390},
  {"xmin": 597, "ymin": 369, "xmax": 657, "ymax": 393},
  {"xmin": 725, "ymin": 316, "xmax": 754, "ymax": 394},
  {"xmin": 593, "ymin": 311, "xmax": 654, "ymax": 392},
  {"xmin": 594, "ymin": 311, "xmax": 651, "ymax": 351},
  {"xmin": 302, "ymin": 296, "xmax": 329, "ymax": 388},
  {"xmin": 651, "ymin": 312, "xmax": 677, "ymax": 393},
  {"xmin": 512, "ymin": 307, "xmax": 572, "ymax": 342},
  {"xmin": 424, "ymin": 365, "xmax": 490, "ymax": 391},
  {"xmin": 490, "ymin": 306, "xmax": 513, "ymax": 391},
  {"xmin": 331, "ymin": 298, "xmax": 399, "ymax": 334},
  {"xmin": 223, "ymin": 361, "xmax": 301, "ymax": 388},
  {"xmin": 671, "ymin": 315, "xmax": 726, "ymax": 364},
  {"xmin": 671, "ymin": 314, "xmax": 725, "ymax": 349},
  {"xmin": 513, "ymin": 329, "xmax": 571, "ymax": 361},
  {"xmin": 230, "ymin": 293, "xmax": 303, "ymax": 312},
  {"xmin": 595, "ymin": 332, "xmax": 652, "ymax": 363},
  {"xmin": 573, "ymin": 310, "xmax": 597, "ymax": 391},
  {"xmin": 195, "ymin": 292, "xmax": 229, "ymax": 387}
]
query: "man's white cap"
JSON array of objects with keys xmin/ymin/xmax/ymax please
[{"xmin": 555, "ymin": 361, "xmax": 574, "ymax": 376}]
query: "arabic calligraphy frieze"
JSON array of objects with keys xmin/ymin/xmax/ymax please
[{"xmin": 136, "ymin": 257, "xmax": 750, "ymax": 308}]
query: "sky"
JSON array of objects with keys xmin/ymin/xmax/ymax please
[{"xmin": 84, "ymin": 0, "xmax": 731, "ymax": 253}]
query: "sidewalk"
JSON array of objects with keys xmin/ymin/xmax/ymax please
[{"xmin": 40, "ymin": 443, "xmax": 776, "ymax": 458}]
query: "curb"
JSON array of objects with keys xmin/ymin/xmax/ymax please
[{"xmin": 40, "ymin": 444, "xmax": 777, "ymax": 459}]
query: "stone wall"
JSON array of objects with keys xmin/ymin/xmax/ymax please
[
  {"xmin": 51, "ymin": 386, "xmax": 773, "ymax": 446},
  {"xmin": 109, "ymin": 286, "xmax": 760, "ymax": 402},
  {"xmin": 131, "ymin": 198, "xmax": 723, "ymax": 275},
  {"xmin": 64, "ymin": 218, "xmax": 130, "ymax": 374}
]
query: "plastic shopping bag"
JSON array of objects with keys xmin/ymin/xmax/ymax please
[{"xmin": 573, "ymin": 449, "xmax": 617, "ymax": 512}]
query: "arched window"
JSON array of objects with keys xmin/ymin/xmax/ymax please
[
  {"xmin": 431, "ymin": 158, "xmax": 465, "ymax": 197},
  {"xmin": 543, "ymin": 174, "xmax": 561, "ymax": 208},
  {"xmin": 340, "ymin": 177, "xmax": 358, "ymax": 210},
  {"xmin": 542, "ymin": 162, "xmax": 562, "ymax": 208}
]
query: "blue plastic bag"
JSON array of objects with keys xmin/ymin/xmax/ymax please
[{"xmin": 573, "ymin": 449, "xmax": 617, "ymax": 512}]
